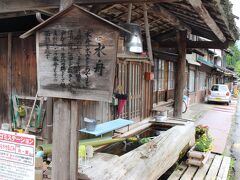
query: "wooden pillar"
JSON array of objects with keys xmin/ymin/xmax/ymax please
[
  {"xmin": 143, "ymin": 3, "xmax": 153, "ymax": 64},
  {"xmin": 52, "ymin": 2, "xmax": 80, "ymax": 179},
  {"xmin": 7, "ymin": 33, "xmax": 12, "ymax": 124},
  {"xmin": 52, "ymin": 99, "xmax": 79, "ymax": 180},
  {"xmin": 173, "ymin": 30, "xmax": 187, "ymax": 118},
  {"xmin": 127, "ymin": 3, "xmax": 133, "ymax": 23},
  {"xmin": 69, "ymin": 100, "xmax": 80, "ymax": 180}
]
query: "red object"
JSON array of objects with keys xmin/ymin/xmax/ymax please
[
  {"xmin": 144, "ymin": 72, "xmax": 154, "ymax": 80},
  {"xmin": 208, "ymin": 90, "xmax": 211, "ymax": 95},
  {"xmin": 226, "ymin": 92, "xmax": 230, "ymax": 96},
  {"xmin": 118, "ymin": 99, "xmax": 127, "ymax": 115}
]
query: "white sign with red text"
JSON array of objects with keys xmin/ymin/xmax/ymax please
[{"xmin": 0, "ymin": 130, "xmax": 35, "ymax": 180}]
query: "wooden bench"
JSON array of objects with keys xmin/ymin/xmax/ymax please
[
  {"xmin": 79, "ymin": 118, "xmax": 134, "ymax": 137},
  {"xmin": 168, "ymin": 153, "xmax": 231, "ymax": 180},
  {"xmin": 152, "ymin": 99, "xmax": 174, "ymax": 115}
]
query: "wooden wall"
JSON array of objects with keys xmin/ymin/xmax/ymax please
[
  {"xmin": 12, "ymin": 34, "xmax": 37, "ymax": 96},
  {"xmin": 0, "ymin": 32, "xmax": 153, "ymax": 127},
  {"xmin": 0, "ymin": 33, "xmax": 37, "ymax": 124},
  {"xmin": 115, "ymin": 59, "xmax": 152, "ymax": 121},
  {"xmin": 0, "ymin": 35, "xmax": 8, "ymax": 123}
]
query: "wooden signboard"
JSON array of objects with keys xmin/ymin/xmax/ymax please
[{"xmin": 36, "ymin": 7, "xmax": 119, "ymax": 102}]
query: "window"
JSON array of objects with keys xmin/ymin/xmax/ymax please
[
  {"xmin": 219, "ymin": 85, "xmax": 228, "ymax": 92},
  {"xmin": 168, "ymin": 62, "xmax": 175, "ymax": 89},
  {"xmin": 189, "ymin": 70, "xmax": 195, "ymax": 92},
  {"xmin": 211, "ymin": 85, "xmax": 219, "ymax": 91},
  {"xmin": 158, "ymin": 60, "xmax": 165, "ymax": 90},
  {"xmin": 199, "ymin": 72, "xmax": 206, "ymax": 90},
  {"xmin": 154, "ymin": 59, "xmax": 165, "ymax": 91},
  {"xmin": 154, "ymin": 60, "xmax": 158, "ymax": 91}
]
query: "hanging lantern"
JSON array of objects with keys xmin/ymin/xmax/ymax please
[{"xmin": 123, "ymin": 23, "xmax": 143, "ymax": 53}]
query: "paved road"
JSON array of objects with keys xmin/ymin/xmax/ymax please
[
  {"xmin": 195, "ymin": 100, "xmax": 237, "ymax": 154},
  {"xmin": 231, "ymin": 97, "xmax": 240, "ymax": 179}
]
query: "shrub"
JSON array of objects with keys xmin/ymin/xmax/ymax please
[{"xmin": 195, "ymin": 134, "xmax": 212, "ymax": 152}]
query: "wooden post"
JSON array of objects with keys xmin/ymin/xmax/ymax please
[
  {"xmin": 60, "ymin": 0, "xmax": 73, "ymax": 10},
  {"xmin": 7, "ymin": 33, "xmax": 12, "ymax": 124},
  {"xmin": 52, "ymin": 99, "xmax": 79, "ymax": 180},
  {"xmin": 52, "ymin": 2, "xmax": 80, "ymax": 180},
  {"xmin": 127, "ymin": 3, "xmax": 133, "ymax": 23},
  {"xmin": 70, "ymin": 100, "xmax": 80, "ymax": 180},
  {"xmin": 52, "ymin": 99, "xmax": 71, "ymax": 180},
  {"xmin": 143, "ymin": 3, "xmax": 154, "ymax": 64},
  {"xmin": 173, "ymin": 30, "xmax": 187, "ymax": 118}
]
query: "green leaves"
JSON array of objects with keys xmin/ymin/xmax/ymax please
[
  {"xmin": 226, "ymin": 43, "xmax": 240, "ymax": 75},
  {"xmin": 195, "ymin": 125, "xmax": 212, "ymax": 152},
  {"xmin": 195, "ymin": 134, "xmax": 212, "ymax": 152}
]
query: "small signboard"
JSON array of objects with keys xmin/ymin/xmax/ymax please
[
  {"xmin": 35, "ymin": 6, "xmax": 119, "ymax": 102},
  {"xmin": 0, "ymin": 130, "xmax": 35, "ymax": 180}
]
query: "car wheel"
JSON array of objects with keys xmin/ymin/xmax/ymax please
[
  {"xmin": 207, "ymin": 101, "xmax": 210, "ymax": 104},
  {"xmin": 227, "ymin": 102, "xmax": 229, "ymax": 106}
]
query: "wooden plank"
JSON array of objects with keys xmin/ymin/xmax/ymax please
[
  {"xmin": 173, "ymin": 30, "xmax": 187, "ymax": 118},
  {"xmin": 216, "ymin": 156, "xmax": 231, "ymax": 180},
  {"xmin": 70, "ymin": 100, "xmax": 79, "ymax": 180},
  {"xmin": 180, "ymin": 166, "xmax": 198, "ymax": 180},
  {"xmin": 167, "ymin": 163, "xmax": 188, "ymax": 180},
  {"xmin": 187, "ymin": 0, "xmax": 226, "ymax": 42},
  {"xmin": 193, "ymin": 153, "xmax": 215, "ymax": 180},
  {"xmin": 52, "ymin": 99, "xmax": 71, "ymax": 180},
  {"xmin": 150, "ymin": 5, "xmax": 191, "ymax": 32},
  {"xmin": 205, "ymin": 155, "xmax": 223, "ymax": 180},
  {"xmin": 7, "ymin": 33, "xmax": 12, "ymax": 124}
]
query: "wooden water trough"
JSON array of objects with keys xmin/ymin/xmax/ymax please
[{"xmin": 79, "ymin": 119, "xmax": 195, "ymax": 180}]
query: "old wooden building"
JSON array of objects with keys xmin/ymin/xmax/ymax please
[{"xmin": 0, "ymin": 0, "xmax": 239, "ymax": 179}]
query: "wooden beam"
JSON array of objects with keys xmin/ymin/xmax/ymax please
[
  {"xmin": 153, "ymin": 29, "xmax": 176, "ymax": 41},
  {"xmin": 0, "ymin": 0, "xmax": 59, "ymax": 13},
  {"xmin": 0, "ymin": 0, "xmax": 182, "ymax": 13},
  {"xmin": 187, "ymin": 0, "xmax": 226, "ymax": 42},
  {"xmin": 150, "ymin": 5, "xmax": 191, "ymax": 32},
  {"xmin": 90, "ymin": 5, "xmax": 113, "ymax": 14},
  {"xmin": 187, "ymin": 40, "xmax": 229, "ymax": 49},
  {"xmin": 75, "ymin": 0, "xmax": 183, "ymax": 4},
  {"xmin": 157, "ymin": 40, "xmax": 229, "ymax": 49},
  {"xmin": 173, "ymin": 30, "xmax": 187, "ymax": 118}
]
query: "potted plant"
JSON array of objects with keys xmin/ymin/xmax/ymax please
[{"xmin": 187, "ymin": 125, "xmax": 212, "ymax": 167}]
